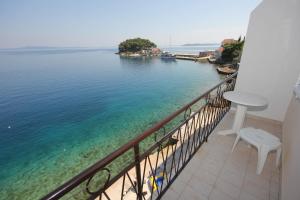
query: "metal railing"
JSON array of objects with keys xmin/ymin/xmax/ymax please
[{"xmin": 42, "ymin": 73, "xmax": 237, "ymax": 200}]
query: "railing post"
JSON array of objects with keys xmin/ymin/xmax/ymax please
[{"xmin": 134, "ymin": 144, "xmax": 143, "ymax": 200}]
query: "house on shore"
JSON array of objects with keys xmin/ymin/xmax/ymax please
[
  {"xmin": 214, "ymin": 46, "xmax": 224, "ymax": 60},
  {"xmin": 199, "ymin": 51, "xmax": 214, "ymax": 57},
  {"xmin": 140, "ymin": 48, "xmax": 161, "ymax": 56}
]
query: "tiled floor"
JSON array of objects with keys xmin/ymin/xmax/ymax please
[{"xmin": 163, "ymin": 112, "xmax": 282, "ymax": 200}]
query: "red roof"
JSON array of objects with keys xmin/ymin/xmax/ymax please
[{"xmin": 217, "ymin": 47, "xmax": 224, "ymax": 52}]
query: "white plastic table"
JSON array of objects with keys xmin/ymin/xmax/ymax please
[{"xmin": 218, "ymin": 91, "xmax": 268, "ymax": 136}]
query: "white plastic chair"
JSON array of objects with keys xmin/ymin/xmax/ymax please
[{"xmin": 231, "ymin": 127, "xmax": 281, "ymax": 174}]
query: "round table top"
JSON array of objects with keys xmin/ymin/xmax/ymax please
[{"xmin": 223, "ymin": 91, "xmax": 268, "ymax": 107}]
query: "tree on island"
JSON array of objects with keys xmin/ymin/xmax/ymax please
[
  {"xmin": 118, "ymin": 38, "xmax": 157, "ymax": 53},
  {"xmin": 221, "ymin": 36, "xmax": 245, "ymax": 64}
]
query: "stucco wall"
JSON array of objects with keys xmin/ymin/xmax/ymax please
[
  {"xmin": 282, "ymin": 96, "xmax": 300, "ymax": 200},
  {"xmin": 234, "ymin": 0, "xmax": 300, "ymax": 121}
]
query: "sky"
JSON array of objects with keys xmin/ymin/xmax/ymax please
[{"xmin": 0, "ymin": 0, "xmax": 262, "ymax": 48}]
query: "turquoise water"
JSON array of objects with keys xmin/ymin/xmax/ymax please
[{"xmin": 0, "ymin": 47, "xmax": 221, "ymax": 199}]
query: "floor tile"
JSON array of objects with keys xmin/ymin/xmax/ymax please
[
  {"xmin": 209, "ymin": 188, "xmax": 235, "ymax": 200},
  {"xmin": 161, "ymin": 113, "xmax": 282, "ymax": 200},
  {"xmin": 239, "ymin": 191, "xmax": 260, "ymax": 200},
  {"xmin": 187, "ymin": 175, "xmax": 214, "ymax": 197},
  {"xmin": 242, "ymin": 179, "xmax": 269, "ymax": 200},
  {"xmin": 178, "ymin": 186, "xmax": 209, "ymax": 200},
  {"xmin": 214, "ymin": 178, "xmax": 241, "ymax": 199}
]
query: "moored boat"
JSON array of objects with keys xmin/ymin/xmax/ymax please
[
  {"xmin": 160, "ymin": 51, "xmax": 176, "ymax": 59},
  {"xmin": 207, "ymin": 56, "xmax": 217, "ymax": 63},
  {"xmin": 216, "ymin": 66, "xmax": 237, "ymax": 75}
]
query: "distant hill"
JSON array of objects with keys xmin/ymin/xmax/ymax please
[
  {"xmin": 0, "ymin": 46, "xmax": 105, "ymax": 51},
  {"xmin": 0, "ymin": 46, "xmax": 115, "ymax": 55},
  {"xmin": 182, "ymin": 43, "xmax": 219, "ymax": 46}
]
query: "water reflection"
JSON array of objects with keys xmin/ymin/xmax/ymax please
[
  {"xmin": 119, "ymin": 55, "xmax": 178, "ymax": 67},
  {"xmin": 119, "ymin": 56, "xmax": 158, "ymax": 67},
  {"xmin": 0, "ymin": 48, "xmax": 106, "ymax": 55},
  {"xmin": 160, "ymin": 58, "xmax": 177, "ymax": 64}
]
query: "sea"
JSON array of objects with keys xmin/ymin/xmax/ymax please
[{"xmin": 0, "ymin": 44, "xmax": 221, "ymax": 199}]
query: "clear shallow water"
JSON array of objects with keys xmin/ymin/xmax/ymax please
[{"xmin": 0, "ymin": 47, "xmax": 221, "ymax": 199}]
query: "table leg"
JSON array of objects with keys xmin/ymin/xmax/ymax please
[{"xmin": 218, "ymin": 105, "xmax": 247, "ymax": 136}]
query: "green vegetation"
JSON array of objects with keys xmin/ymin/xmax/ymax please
[
  {"xmin": 118, "ymin": 38, "xmax": 157, "ymax": 53},
  {"xmin": 221, "ymin": 36, "xmax": 245, "ymax": 64}
]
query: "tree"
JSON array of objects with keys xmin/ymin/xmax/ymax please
[
  {"xmin": 221, "ymin": 37, "xmax": 245, "ymax": 64},
  {"xmin": 118, "ymin": 38, "xmax": 157, "ymax": 53}
]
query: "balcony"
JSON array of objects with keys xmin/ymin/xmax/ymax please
[
  {"xmin": 42, "ymin": 0, "xmax": 300, "ymax": 199},
  {"xmin": 163, "ymin": 112, "xmax": 281, "ymax": 200},
  {"xmin": 43, "ymin": 77, "xmax": 283, "ymax": 200},
  {"xmin": 42, "ymin": 74, "xmax": 238, "ymax": 200}
]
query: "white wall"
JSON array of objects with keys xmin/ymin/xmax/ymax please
[
  {"xmin": 235, "ymin": 0, "xmax": 300, "ymax": 121},
  {"xmin": 282, "ymin": 96, "xmax": 300, "ymax": 200}
]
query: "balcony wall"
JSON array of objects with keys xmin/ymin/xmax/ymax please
[
  {"xmin": 233, "ymin": 0, "xmax": 300, "ymax": 199},
  {"xmin": 234, "ymin": 0, "xmax": 300, "ymax": 122},
  {"xmin": 282, "ymin": 96, "xmax": 300, "ymax": 200}
]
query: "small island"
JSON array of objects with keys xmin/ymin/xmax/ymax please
[{"xmin": 117, "ymin": 38, "xmax": 161, "ymax": 57}]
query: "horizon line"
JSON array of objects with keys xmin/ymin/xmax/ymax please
[{"xmin": 0, "ymin": 43, "xmax": 220, "ymax": 50}]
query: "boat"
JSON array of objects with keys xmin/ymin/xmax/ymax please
[
  {"xmin": 216, "ymin": 66, "xmax": 237, "ymax": 75},
  {"xmin": 160, "ymin": 51, "xmax": 176, "ymax": 59},
  {"xmin": 207, "ymin": 56, "xmax": 217, "ymax": 63}
]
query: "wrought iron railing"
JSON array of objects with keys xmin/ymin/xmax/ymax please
[{"xmin": 42, "ymin": 73, "xmax": 237, "ymax": 200}]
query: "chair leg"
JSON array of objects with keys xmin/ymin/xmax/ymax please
[
  {"xmin": 257, "ymin": 145, "xmax": 269, "ymax": 174},
  {"xmin": 276, "ymin": 145, "xmax": 282, "ymax": 167},
  {"xmin": 231, "ymin": 135, "xmax": 240, "ymax": 152}
]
